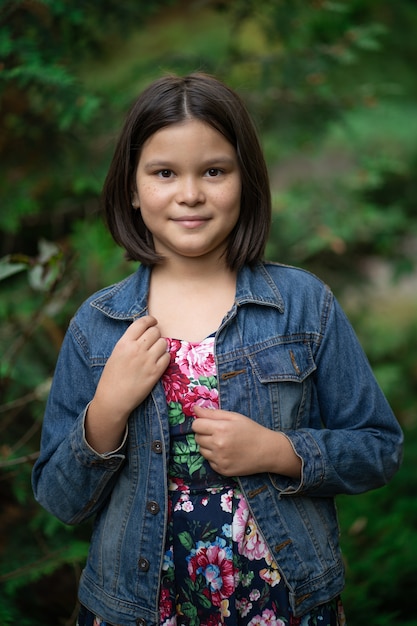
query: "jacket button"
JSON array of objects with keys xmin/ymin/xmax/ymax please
[
  {"xmin": 152, "ymin": 440, "xmax": 163, "ymax": 453},
  {"xmin": 138, "ymin": 557, "xmax": 150, "ymax": 572},
  {"xmin": 146, "ymin": 500, "xmax": 160, "ymax": 515},
  {"xmin": 136, "ymin": 619, "xmax": 147, "ymax": 626}
]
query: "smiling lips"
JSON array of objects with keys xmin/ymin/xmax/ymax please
[{"xmin": 172, "ymin": 215, "xmax": 211, "ymax": 228}]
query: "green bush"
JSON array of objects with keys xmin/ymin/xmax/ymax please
[{"xmin": 1, "ymin": 1, "xmax": 416, "ymax": 623}]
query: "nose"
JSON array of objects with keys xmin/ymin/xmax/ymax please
[{"xmin": 176, "ymin": 175, "xmax": 205, "ymax": 206}]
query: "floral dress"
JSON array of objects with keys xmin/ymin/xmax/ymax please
[
  {"xmin": 77, "ymin": 337, "xmax": 346, "ymax": 626},
  {"xmin": 158, "ymin": 337, "xmax": 346, "ymax": 626}
]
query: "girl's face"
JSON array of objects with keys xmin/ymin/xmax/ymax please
[{"xmin": 132, "ymin": 119, "xmax": 241, "ymax": 266}]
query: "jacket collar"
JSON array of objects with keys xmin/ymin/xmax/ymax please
[
  {"xmin": 90, "ymin": 264, "xmax": 151, "ymax": 320},
  {"xmin": 235, "ymin": 262, "xmax": 284, "ymax": 311},
  {"xmin": 90, "ymin": 261, "xmax": 284, "ymax": 320}
]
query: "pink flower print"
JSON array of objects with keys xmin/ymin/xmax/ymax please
[
  {"xmin": 262, "ymin": 609, "xmax": 277, "ymax": 624},
  {"xmin": 159, "ymin": 586, "xmax": 174, "ymax": 621},
  {"xmin": 174, "ymin": 492, "xmax": 192, "ymax": 512},
  {"xmin": 248, "ymin": 610, "xmax": 285, "ymax": 626},
  {"xmin": 232, "ymin": 568, "xmax": 239, "ymax": 584},
  {"xmin": 182, "ymin": 500, "xmax": 194, "ymax": 513},
  {"xmin": 233, "ymin": 496, "xmax": 267, "ymax": 560},
  {"xmin": 242, "ymin": 517, "xmax": 268, "ymax": 560},
  {"xmin": 187, "ymin": 540, "xmax": 235, "ymax": 607},
  {"xmin": 220, "ymin": 488, "xmax": 234, "ymax": 513},
  {"xmin": 184, "ymin": 384, "xmax": 219, "ymax": 416},
  {"xmin": 236, "ymin": 598, "xmax": 253, "ymax": 617},
  {"xmin": 162, "ymin": 360, "xmax": 190, "ymax": 404},
  {"xmin": 177, "ymin": 340, "xmax": 216, "ymax": 379},
  {"xmin": 249, "ymin": 589, "xmax": 261, "ymax": 602},
  {"xmin": 166, "ymin": 338, "xmax": 182, "ymax": 359},
  {"xmin": 168, "ymin": 476, "xmax": 189, "ymax": 493},
  {"xmin": 161, "ymin": 618, "xmax": 177, "ymax": 626},
  {"xmin": 232, "ymin": 494, "xmax": 250, "ymax": 543}
]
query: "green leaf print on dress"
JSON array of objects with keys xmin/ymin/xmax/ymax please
[{"xmin": 171, "ymin": 434, "xmax": 206, "ymax": 476}]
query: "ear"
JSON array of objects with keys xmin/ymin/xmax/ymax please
[{"xmin": 131, "ymin": 190, "xmax": 140, "ymax": 209}]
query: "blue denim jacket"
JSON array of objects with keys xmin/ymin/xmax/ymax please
[{"xmin": 32, "ymin": 262, "xmax": 403, "ymax": 625}]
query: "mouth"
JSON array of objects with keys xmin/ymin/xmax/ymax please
[{"xmin": 172, "ymin": 216, "xmax": 211, "ymax": 229}]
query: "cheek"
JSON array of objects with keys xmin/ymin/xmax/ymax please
[
  {"xmin": 138, "ymin": 184, "xmax": 165, "ymax": 209},
  {"xmin": 230, "ymin": 176, "xmax": 242, "ymax": 203},
  {"xmin": 220, "ymin": 181, "xmax": 241, "ymax": 214}
]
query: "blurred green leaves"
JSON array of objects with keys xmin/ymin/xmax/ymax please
[
  {"xmin": 1, "ymin": 0, "xmax": 416, "ymax": 623},
  {"xmin": 0, "ymin": 240, "xmax": 63, "ymax": 289}
]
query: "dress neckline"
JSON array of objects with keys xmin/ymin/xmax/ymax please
[{"xmin": 165, "ymin": 333, "xmax": 216, "ymax": 346}]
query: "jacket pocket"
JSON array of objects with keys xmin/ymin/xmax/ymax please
[{"xmin": 247, "ymin": 341, "xmax": 317, "ymax": 430}]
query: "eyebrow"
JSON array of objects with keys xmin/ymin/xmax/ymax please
[{"xmin": 142, "ymin": 156, "xmax": 237, "ymax": 170}]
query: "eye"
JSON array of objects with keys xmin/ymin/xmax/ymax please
[
  {"xmin": 206, "ymin": 168, "xmax": 222, "ymax": 177},
  {"xmin": 157, "ymin": 169, "xmax": 173, "ymax": 178}
]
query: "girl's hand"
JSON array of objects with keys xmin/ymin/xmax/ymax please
[
  {"xmin": 86, "ymin": 316, "xmax": 170, "ymax": 453},
  {"xmin": 192, "ymin": 406, "xmax": 301, "ymax": 479}
]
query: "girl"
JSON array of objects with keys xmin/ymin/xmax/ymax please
[{"xmin": 32, "ymin": 73, "xmax": 403, "ymax": 626}]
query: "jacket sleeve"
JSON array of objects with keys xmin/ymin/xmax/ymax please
[
  {"xmin": 274, "ymin": 293, "xmax": 403, "ymax": 498},
  {"xmin": 32, "ymin": 318, "xmax": 127, "ymax": 525}
]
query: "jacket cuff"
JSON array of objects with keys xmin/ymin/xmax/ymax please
[
  {"xmin": 270, "ymin": 431, "xmax": 325, "ymax": 495},
  {"xmin": 69, "ymin": 404, "xmax": 128, "ymax": 469}
]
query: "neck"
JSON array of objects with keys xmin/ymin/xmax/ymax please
[
  {"xmin": 148, "ymin": 255, "xmax": 237, "ymax": 342},
  {"xmin": 152, "ymin": 254, "xmax": 234, "ymax": 284}
]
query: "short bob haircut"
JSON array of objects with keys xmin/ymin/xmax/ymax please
[{"xmin": 103, "ymin": 72, "xmax": 271, "ymax": 270}]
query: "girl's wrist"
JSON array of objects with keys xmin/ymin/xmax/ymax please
[
  {"xmin": 261, "ymin": 430, "xmax": 302, "ymax": 479},
  {"xmin": 85, "ymin": 398, "xmax": 129, "ymax": 454}
]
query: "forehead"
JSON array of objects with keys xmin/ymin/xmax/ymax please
[{"xmin": 140, "ymin": 119, "xmax": 236, "ymax": 158}]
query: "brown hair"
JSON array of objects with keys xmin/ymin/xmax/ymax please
[{"xmin": 102, "ymin": 73, "xmax": 271, "ymax": 269}]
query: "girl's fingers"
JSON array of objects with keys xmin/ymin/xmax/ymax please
[
  {"xmin": 119, "ymin": 316, "xmax": 168, "ymax": 355},
  {"xmin": 193, "ymin": 406, "xmax": 226, "ymax": 419},
  {"xmin": 153, "ymin": 338, "xmax": 171, "ymax": 363},
  {"xmin": 191, "ymin": 417, "xmax": 214, "ymax": 436},
  {"xmin": 124, "ymin": 316, "xmax": 158, "ymax": 340}
]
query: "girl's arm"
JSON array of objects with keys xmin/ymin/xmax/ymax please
[
  {"xmin": 277, "ymin": 297, "xmax": 404, "ymax": 497},
  {"xmin": 194, "ymin": 296, "xmax": 403, "ymax": 497},
  {"xmin": 32, "ymin": 314, "xmax": 169, "ymax": 524},
  {"xmin": 85, "ymin": 316, "xmax": 169, "ymax": 453}
]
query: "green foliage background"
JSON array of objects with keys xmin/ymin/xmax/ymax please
[{"xmin": 1, "ymin": 0, "xmax": 416, "ymax": 624}]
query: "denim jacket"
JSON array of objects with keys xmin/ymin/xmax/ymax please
[{"xmin": 32, "ymin": 262, "xmax": 403, "ymax": 625}]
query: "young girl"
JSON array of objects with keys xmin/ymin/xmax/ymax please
[{"xmin": 32, "ymin": 73, "xmax": 403, "ymax": 626}]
